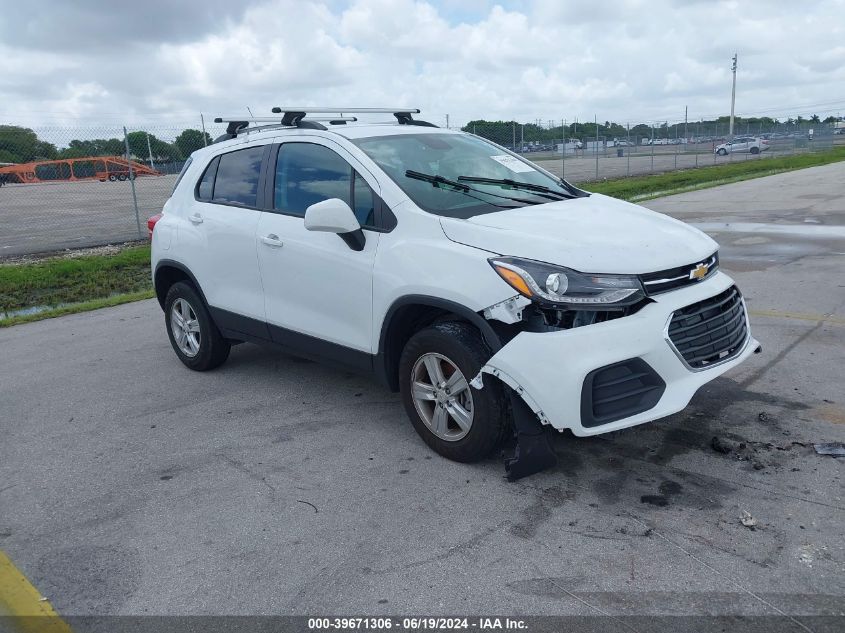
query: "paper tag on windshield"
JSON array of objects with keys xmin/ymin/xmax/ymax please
[{"xmin": 489, "ymin": 154, "xmax": 536, "ymax": 173}]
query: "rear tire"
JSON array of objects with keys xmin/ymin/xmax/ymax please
[
  {"xmin": 164, "ymin": 282, "xmax": 230, "ymax": 371},
  {"xmin": 750, "ymin": 146, "xmax": 760, "ymax": 155},
  {"xmin": 717, "ymin": 148, "xmax": 727, "ymax": 156},
  {"xmin": 108, "ymin": 174, "xmax": 116, "ymax": 181},
  {"xmin": 117, "ymin": 173, "xmax": 127, "ymax": 181},
  {"xmin": 399, "ymin": 322, "xmax": 510, "ymax": 462}
]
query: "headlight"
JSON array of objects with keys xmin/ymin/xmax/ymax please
[{"xmin": 490, "ymin": 257, "xmax": 645, "ymax": 307}]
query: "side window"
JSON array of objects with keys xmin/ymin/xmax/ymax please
[
  {"xmin": 274, "ymin": 143, "xmax": 351, "ymax": 217},
  {"xmin": 353, "ymin": 172, "xmax": 375, "ymax": 227},
  {"xmin": 196, "ymin": 156, "xmax": 218, "ymax": 201},
  {"xmin": 212, "ymin": 146, "xmax": 264, "ymax": 207}
]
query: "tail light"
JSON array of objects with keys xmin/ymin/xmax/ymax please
[{"xmin": 147, "ymin": 213, "xmax": 162, "ymax": 240}]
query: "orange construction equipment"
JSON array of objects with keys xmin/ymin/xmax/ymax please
[{"xmin": 0, "ymin": 156, "xmax": 160, "ymax": 184}]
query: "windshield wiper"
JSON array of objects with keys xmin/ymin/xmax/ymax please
[
  {"xmin": 405, "ymin": 170, "xmax": 469, "ymax": 191},
  {"xmin": 456, "ymin": 176, "xmax": 573, "ymax": 200},
  {"xmin": 404, "ymin": 170, "xmax": 539, "ymax": 206}
]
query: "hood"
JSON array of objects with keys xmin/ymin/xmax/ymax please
[{"xmin": 438, "ymin": 193, "xmax": 717, "ymax": 274}]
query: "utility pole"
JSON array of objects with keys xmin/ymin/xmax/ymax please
[
  {"xmin": 446, "ymin": 114, "xmax": 450, "ymax": 129},
  {"xmin": 200, "ymin": 114, "xmax": 208, "ymax": 146},
  {"xmin": 729, "ymin": 53, "xmax": 738, "ymax": 140},
  {"xmin": 145, "ymin": 132, "xmax": 156, "ymax": 171},
  {"xmin": 684, "ymin": 106, "xmax": 688, "ymax": 141}
]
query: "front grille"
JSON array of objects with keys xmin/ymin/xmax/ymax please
[
  {"xmin": 640, "ymin": 252, "xmax": 719, "ymax": 295},
  {"xmin": 581, "ymin": 358, "xmax": 665, "ymax": 427},
  {"xmin": 667, "ymin": 286, "xmax": 748, "ymax": 369}
]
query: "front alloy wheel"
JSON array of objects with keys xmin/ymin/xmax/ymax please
[
  {"xmin": 398, "ymin": 322, "xmax": 510, "ymax": 462},
  {"xmin": 411, "ymin": 352, "xmax": 474, "ymax": 441}
]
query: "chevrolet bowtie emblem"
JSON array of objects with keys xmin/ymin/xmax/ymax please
[{"xmin": 689, "ymin": 263, "xmax": 709, "ymax": 280}]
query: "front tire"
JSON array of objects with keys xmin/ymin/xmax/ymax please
[
  {"xmin": 717, "ymin": 148, "xmax": 728, "ymax": 156},
  {"xmin": 750, "ymin": 146, "xmax": 760, "ymax": 155},
  {"xmin": 399, "ymin": 322, "xmax": 510, "ymax": 462},
  {"xmin": 164, "ymin": 282, "xmax": 230, "ymax": 371}
]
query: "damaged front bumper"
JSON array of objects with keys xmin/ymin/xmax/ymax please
[{"xmin": 473, "ymin": 272, "xmax": 759, "ymax": 436}]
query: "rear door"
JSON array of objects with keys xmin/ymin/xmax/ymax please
[{"xmin": 177, "ymin": 143, "xmax": 270, "ymax": 331}]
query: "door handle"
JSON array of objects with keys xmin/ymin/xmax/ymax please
[
  {"xmin": 261, "ymin": 234, "xmax": 284, "ymax": 247},
  {"xmin": 189, "ymin": 213, "xmax": 203, "ymax": 224}
]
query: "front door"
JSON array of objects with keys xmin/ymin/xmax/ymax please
[{"xmin": 256, "ymin": 139, "xmax": 381, "ymax": 363}]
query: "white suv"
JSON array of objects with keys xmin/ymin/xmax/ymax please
[{"xmin": 151, "ymin": 107, "xmax": 760, "ymax": 480}]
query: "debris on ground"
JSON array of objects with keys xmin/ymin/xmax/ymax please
[
  {"xmin": 711, "ymin": 436, "xmax": 734, "ymax": 454},
  {"xmin": 740, "ymin": 510, "xmax": 758, "ymax": 530},
  {"xmin": 813, "ymin": 442, "xmax": 845, "ymax": 457}
]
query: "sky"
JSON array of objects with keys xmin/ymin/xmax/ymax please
[{"xmin": 1, "ymin": 0, "xmax": 844, "ymax": 131}]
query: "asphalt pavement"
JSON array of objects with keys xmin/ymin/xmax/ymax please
[{"xmin": 1, "ymin": 164, "xmax": 843, "ymax": 620}]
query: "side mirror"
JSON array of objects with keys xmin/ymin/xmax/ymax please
[{"xmin": 304, "ymin": 198, "xmax": 365, "ymax": 251}]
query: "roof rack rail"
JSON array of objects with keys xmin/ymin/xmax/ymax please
[
  {"xmin": 270, "ymin": 107, "xmax": 437, "ymax": 127},
  {"xmin": 210, "ymin": 116, "xmax": 361, "ymax": 143}
]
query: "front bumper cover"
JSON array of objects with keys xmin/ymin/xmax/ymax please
[{"xmin": 472, "ymin": 272, "xmax": 759, "ymax": 436}]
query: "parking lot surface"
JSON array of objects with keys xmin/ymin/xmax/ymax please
[{"xmin": 1, "ymin": 164, "xmax": 844, "ymax": 619}]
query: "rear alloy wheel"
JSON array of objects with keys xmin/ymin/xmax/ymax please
[
  {"xmin": 399, "ymin": 322, "xmax": 510, "ymax": 462},
  {"xmin": 117, "ymin": 173, "xmax": 127, "ymax": 181},
  {"xmin": 108, "ymin": 174, "xmax": 117, "ymax": 181},
  {"xmin": 164, "ymin": 282, "xmax": 230, "ymax": 371},
  {"xmin": 750, "ymin": 146, "xmax": 760, "ymax": 155}
]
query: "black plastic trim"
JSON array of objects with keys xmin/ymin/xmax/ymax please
[
  {"xmin": 375, "ymin": 295, "xmax": 503, "ymax": 390},
  {"xmin": 153, "ymin": 259, "xmax": 208, "ymax": 309},
  {"xmin": 340, "ymin": 229, "xmax": 366, "ymax": 251},
  {"xmin": 580, "ymin": 358, "xmax": 666, "ymax": 428},
  {"xmin": 209, "ymin": 307, "xmax": 271, "ymax": 341},
  {"xmin": 208, "ymin": 307, "xmax": 373, "ymax": 374}
]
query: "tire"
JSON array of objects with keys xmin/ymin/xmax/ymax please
[
  {"xmin": 399, "ymin": 322, "xmax": 510, "ymax": 462},
  {"xmin": 750, "ymin": 146, "xmax": 760, "ymax": 155},
  {"xmin": 117, "ymin": 173, "xmax": 127, "ymax": 181},
  {"xmin": 717, "ymin": 148, "xmax": 727, "ymax": 156},
  {"xmin": 164, "ymin": 281, "xmax": 230, "ymax": 371},
  {"xmin": 108, "ymin": 174, "xmax": 116, "ymax": 182}
]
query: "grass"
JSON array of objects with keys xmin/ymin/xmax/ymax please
[
  {"xmin": 0, "ymin": 245, "xmax": 154, "ymax": 327},
  {"xmin": 585, "ymin": 146, "xmax": 845, "ymax": 201},
  {"xmin": 2, "ymin": 146, "xmax": 845, "ymax": 327}
]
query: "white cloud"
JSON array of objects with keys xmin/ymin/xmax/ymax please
[{"xmin": 1, "ymin": 0, "xmax": 844, "ymax": 131}]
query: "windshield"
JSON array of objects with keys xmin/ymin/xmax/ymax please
[{"xmin": 352, "ymin": 133, "xmax": 582, "ymax": 218}]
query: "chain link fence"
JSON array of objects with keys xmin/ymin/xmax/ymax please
[{"xmin": 0, "ymin": 115, "xmax": 841, "ymax": 257}]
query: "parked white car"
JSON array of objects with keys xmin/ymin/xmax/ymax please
[
  {"xmin": 715, "ymin": 137, "xmax": 770, "ymax": 155},
  {"xmin": 150, "ymin": 107, "xmax": 759, "ymax": 480}
]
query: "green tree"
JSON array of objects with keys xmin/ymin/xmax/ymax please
[
  {"xmin": 174, "ymin": 129, "xmax": 212, "ymax": 157},
  {"xmin": 0, "ymin": 125, "xmax": 41, "ymax": 162},
  {"xmin": 126, "ymin": 131, "xmax": 182, "ymax": 162}
]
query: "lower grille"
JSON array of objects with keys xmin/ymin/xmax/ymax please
[
  {"xmin": 581, "ymin": 358, "xmax": 665, "ymax": 427},
  {"xmin": 668, "ymin": 286, "xmax": 748, "ymax": 369}
]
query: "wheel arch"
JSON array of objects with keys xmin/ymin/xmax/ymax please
[
  {"xmin": 375, "ymin": 295, "xmax": 503, "ymax": 392},
  {"xmin": 153, "ymin": 259, "xmax": 208, "ymax": 311}
]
